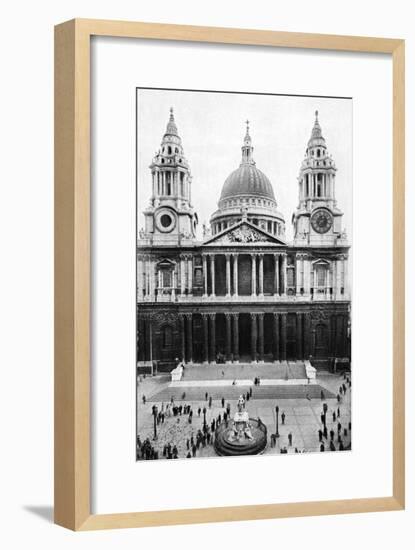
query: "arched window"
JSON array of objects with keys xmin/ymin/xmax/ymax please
[{"xmin": 167, "ymin": 146, "xmax": 172, "ymax": 155}]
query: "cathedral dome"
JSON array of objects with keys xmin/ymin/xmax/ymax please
[
  {"xmin": 220, "ymin": 164, "xmax": 276, "ymax": 202},
  {"xmin": 209, "ymin": 122, "xmax": 285, "ymax": 239}
]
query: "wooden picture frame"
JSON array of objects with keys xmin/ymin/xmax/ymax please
[{"xmin": 54, "ymin": 18, "xmax": 405, "ymax": 531}]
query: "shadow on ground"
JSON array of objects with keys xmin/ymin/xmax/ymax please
[{"xmin": 23, "ymin": 505, "xmax": 54, "ymax": 523}]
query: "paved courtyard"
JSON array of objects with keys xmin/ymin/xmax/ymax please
[{"xmin": 137, "ymin": 369, "xmax": 351, "ymax": 460}]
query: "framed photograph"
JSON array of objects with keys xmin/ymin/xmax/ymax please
[{"xmin": 55, "ymin": 19, "xmax": 405, "ymax": 530}]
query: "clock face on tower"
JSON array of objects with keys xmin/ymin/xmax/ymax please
[{"xmin": 311, "ymin": 209, "xmax": 333, "ymax": 234}]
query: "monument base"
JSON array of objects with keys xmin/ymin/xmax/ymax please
[{"xmin": 214, "ymin": 418, "xmax": 267, "ymax": 456}]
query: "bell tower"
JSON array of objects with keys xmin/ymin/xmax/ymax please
[
  {"xmin": 293, "ymin": 111, "xmax": 347, "ymax": 246},
  {"xmin": 142, "ymin": 108, "xmax": 198, "ymax": 245}
]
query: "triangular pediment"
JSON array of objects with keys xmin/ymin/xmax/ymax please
[{"xmin": 203, "ymin": 221, "xmax": 287, "ymax": 246}]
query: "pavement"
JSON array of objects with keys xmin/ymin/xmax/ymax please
[{"xmin": 137, "ymin": 371, "xmax": 351, "ymax": 460}]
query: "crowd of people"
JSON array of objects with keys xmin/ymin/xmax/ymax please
[
  {"xmin": 137, "ymin": 391, "xmax": 236, "ymax": 460},
  {"xmin": 137, "ymin": 372, "xmax": 352, "ymax": 460}
]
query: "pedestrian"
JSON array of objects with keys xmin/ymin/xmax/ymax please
[
  {"xmin": 226, "ymin": 403, "xmax": 231, "ymax": 415},
  {"xmin": 281, "ymin": 412, "xmax": 286, "ymax": 425},
  {"xmin": 337, "ymin": 421, "xmax": 342, "ymax": 433},
  {"xmin": 323, "ymin": 425, "xmax": 328, "ymax": 439},
  {"xmin": 249, "ymin": 387, "xmax": 253, "ymax": 397},
  {"xmin": 330, "ymin": 440, "xmax": 336, "ymax": 451},
  {"xmin": 142, "ymin": 395, "xmax": 146, "ymax": 405},
  {"xmin": 192, "ymin": 444, "xmax": 196, "ymax": 457},
  {"xmin": 343, "ymin": 428, "xmax": 348, "ymax": 437},
  {"xmin": 342, "ymin": 383, "xmax": 346, "ymax": 394},
  {"xmin": 339, "ymin": 386, "xmax": 343, "ymax": 395},
  {"xmin": 288, "ymin": 432, "xmax": 292, "ymax": 446},
  {"xmin": 320, "ymin": 389, "xmax": 325, "ymax": 400},
  {"xmin": 209, "ymin": 396, "xmax": 212, "ymax": 408},
  {"xmin": 320, "ymin": 413, "xmax": 325, "ymax": 425},
  {"xmin": 336, "ymin": 393, "xmax": 341, "ymax": 403},
  {"xmin": 337, "ymin": 407, "xmax": 340, "ymax": 418},
  {"xmin": 320, "ymin": 443, "xmax": 325, "ymax": 452},
  {"xmin": 318, "ymin": 429, "xmax": 323, "ymax": 442},
  {"xmin": 221, "ymin": 397, "xmax": 225, "ymax": 408},
  {"xmin": 205, "ymin": 392, "xmax": 208, "ymax": 401},
  {"xmin": 348, "ymin": 421, "xmax": 352, "ymax": 431},
  {"xmin": 222, "ymin": 370, "xmax": 225, "ymax": 378},
  {"xmin": 182, "ymin": 391, "xmax": 186, "ymax": 400},
  {"xmin": 330, "ymin": 429, "xmax": 335, "ymax": 441},
  {"xmin": 198, "ymin": 407, "xmax": 201, "ymax": 417}
]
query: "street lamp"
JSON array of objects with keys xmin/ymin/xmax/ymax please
[
  {"xmin": 203, "ymin": 407, "xmax": 207, "ymax": 431},
  {"xmin": 275, "ymin": 405, "xmax": 280, "ymax": 438},
  {"xmin": 322, "ymin": 402, "xmax": 328, "ymax": 428},
  {"xmin": 152, "ymin": 405, "xmax": 158, "ymax": 440}
]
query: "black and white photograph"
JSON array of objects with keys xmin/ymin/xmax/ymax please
[{"xmin": 136, "ymin": 88, "xmax": 352, "ymax": 461}]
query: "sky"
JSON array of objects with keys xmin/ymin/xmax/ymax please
[{"xmin": 136, "ymin": 88, "xmax": 352, "ymax": 242}]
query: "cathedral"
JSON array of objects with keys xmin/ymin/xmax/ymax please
[{"xmin": 137, "ymin": 107, "xmax": 351, "ymax": 372}]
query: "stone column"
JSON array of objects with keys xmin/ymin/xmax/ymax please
[
  {"xmin": 343, "ymin": 255, "xmax": 348, "ymax": 299},
  {"xmin": 251, "ymin": 254, "xmax": 257, "ymax": 296},
  {"xmin": 304, "ymin": 312, "xmax": 311, "ymax": 359},
  {"xmin": 179, "ymin": 314, "xmax": 186, "ymax": 362},
  {"xmin": 202, "ymin": 255, "xmax": 208, "ymax": 297},
  {"xmin": 233, "ymin": 254, "xmax": 239, "ymax": 296},
  {"xmin": 171, "ymin": 270, "xmax": 176, "ymax": 300},
  {"xmin": 187, "ymin": 256, "xmax": 193, "ymax": 295},
  {"xmin": 336, "ymin": 256, "xmax": 342, "ymax": 299},
  {"xmin": 297, "ymin": 312, "xmax": 303, "ymax": 359},
  {"xmin": 251, "ymin": 313, "xmax": 258, "ymax": 362},
  {"xmin": 149, "ymin": 258, "xmax": 155, "ymax": 300},
  {"xmin": 274, "ymin": 254, "xmax": 280, "ymax": 296},
  {"xmin": 258, "ymin": 313, "xmax": 264, "ymax": 362},
  {"xmin": 281, "ymin": 254, "xmax": 287, "ymax": 296},
  {"xmin": 209, "ymin": 313, "xmax": 216, "ymax": 362},
  {"xmin": 273, "ymin": 313, "xmax": 280, "ymax": 361},
  {"xmin": 225, "ymin": 313, "xmax": 232, "ymax": 361},
  {"xmin": 304, "ymin": 257, "xmax": 311, "ymax": 296},
  {"xmin": 296, "ymin": 254, "xmax": 302, "ymax": 295},
  {"xmin": 258, "ymin": 254, "xmax": 264, "ymax": 296},
  {"xmin": 210, "ymin": 255, "xmax": 216, "ymax": 297},
  {"xmin": 202, "ymin": 314, "xmax": 209, "ymax": 363},
  {"xmin": 185, "ymin": 313, "xmax": 193, "ymax": 363},
  {"xmin": 180, "ymin": 255, "xmax": 186, "ymax": 295},
  {"xmin": 137, "ymin": 255, "xmax": 144, "ymax": 300},
  {"xmin": 232, "ymin": 313, "xmax": 240, "ymax": 362},
  {"xmin": 326, "ymin": 265, "xmax": 331, "ymax": 297},
  {"xmin": 280, "ymin": 312, "xmax": 287, "ymax": 360},
  {"xmin": 225, "ymin": 254, "xmax": 231, "ymax": 297}
]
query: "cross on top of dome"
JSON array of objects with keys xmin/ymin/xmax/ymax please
[{"xmin": 244, "ymin": 119, "xmax": 251, "ymax": 146}]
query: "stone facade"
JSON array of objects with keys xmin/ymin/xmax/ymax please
[{"xmin": 137, "ymin": 110, "xmax": 351, "ymax": 371}]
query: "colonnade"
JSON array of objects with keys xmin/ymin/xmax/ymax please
[
  {"xmin": 178, "ymin": 311, "xmax": 311, "ymax": 364},
  {"xmin": 202, "ymin": 252, "xmax": 287, "ymax": 297},
  {"xmin": 138, "ymin": 252, "xmax": 348, "ymax": 301}
]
